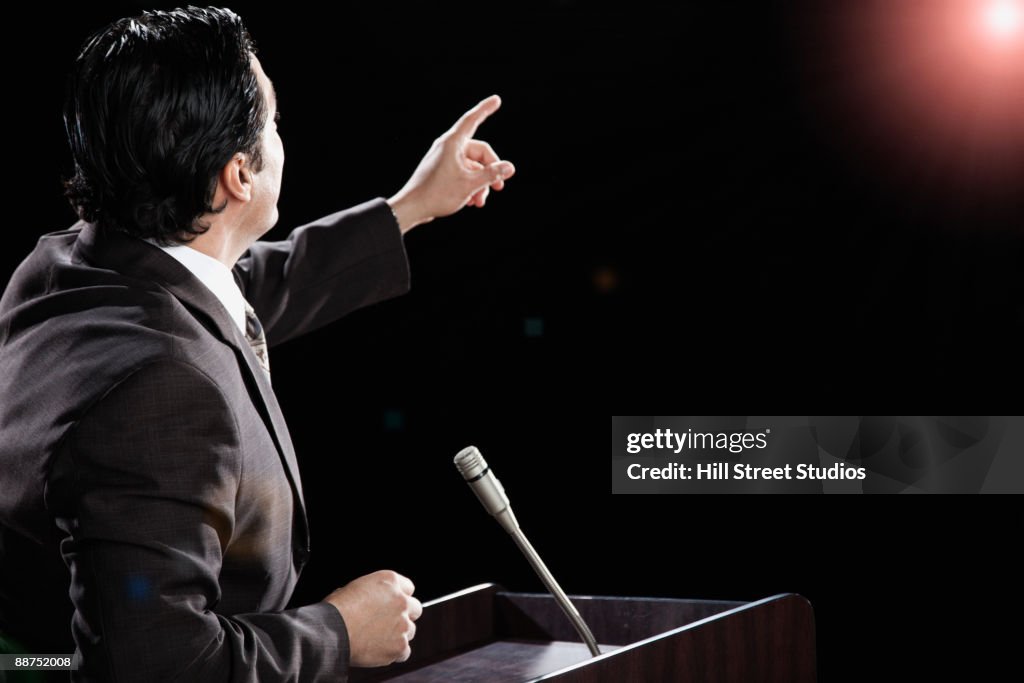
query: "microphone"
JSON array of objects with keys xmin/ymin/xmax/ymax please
[{"xmin": 453, "ymin": 445, "xmax": 601, "ymax": 657}]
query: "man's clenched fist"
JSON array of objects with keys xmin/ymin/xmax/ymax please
[{"xmin": 322, "ymin": 570, "xmax": 423, "ymax": 667}]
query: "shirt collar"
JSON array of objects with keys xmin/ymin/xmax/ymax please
[{"xmin": 142, "ymin": 237, "xmax": 247, "ymax": 335}]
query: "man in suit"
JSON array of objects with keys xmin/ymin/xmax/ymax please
[{"xmin": 0, "ymin": 7, "xmax": 515, "ymax": 682}]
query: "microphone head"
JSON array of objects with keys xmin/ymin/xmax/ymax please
[
  {"xmin": 454, "ymin": 444, "xmax": 518, "ymax": 533},
  {"xmin": 454, "ymin": 445, "xmax": 488, "ymax": 481}
]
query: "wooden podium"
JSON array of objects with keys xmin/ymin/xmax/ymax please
[{"xmin": 349, "ymin": 583, "xmax": 816, "ymax": 682}]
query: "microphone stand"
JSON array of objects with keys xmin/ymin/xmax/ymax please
[
  {"xmin": 454, "ymin": 445, "xmax": 601, "ymax": 657},
  {"xmin": 508, "ymin": 525, "xmax": 601, "ymax": 657}
]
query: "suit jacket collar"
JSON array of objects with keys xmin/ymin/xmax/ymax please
[
  {"xmin": 70, "ymin": 221, "xmax": 311, "ymax": 557},
  {"xmin": 71, "ymin": 221, "xmax": 241, "ymax": 344}
]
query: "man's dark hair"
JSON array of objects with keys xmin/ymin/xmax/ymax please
[{"xmin": 62, "ymin": 5, "xmax": 268, "ymax": 244}]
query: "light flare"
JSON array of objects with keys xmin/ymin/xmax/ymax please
[
  {"xmin": 805, "ymin": 0, "xmax": 1024, "ymax": 200},
  {"xmin": 982, "ymin": 0, "xmax": 1023, "ymax": 40}
]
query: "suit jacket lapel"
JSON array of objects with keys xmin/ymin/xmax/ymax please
[
  {"xmin": 71, "ymin": 222, "xmax": 310, "ymax": 553},
  {"xmin": 222, "ymin": 321, "xmax": 309, "ymax": 521}
]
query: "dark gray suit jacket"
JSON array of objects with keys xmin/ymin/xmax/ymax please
[{"xmin": 0, "ymin": 197, "xmax": 411, "ymax": 682}]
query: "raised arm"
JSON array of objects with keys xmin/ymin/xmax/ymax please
[
  {"xmin": 232, "ymin": 197, "xmax": 411, "ymax": 347},
  {"xmin": 232, "ymin": 94, "xmax": 517, "ymax": 348}
]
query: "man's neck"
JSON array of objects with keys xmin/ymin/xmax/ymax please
[{"xmin": 175, "ymin": 220, "xmax": 252, "ymax": 268}]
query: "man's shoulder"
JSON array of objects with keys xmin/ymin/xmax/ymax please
[
  {"xmin": 0, "ymin": 284, "xmax": 204, "ymax": 392},
  {"xmin": 0, "ymin": 223, "xmax": 223, "ymax": 396},
  {"xmin": 4, "ymin": 220, "xmax": 114, "ymax": 309},
  {"xmin": 5, "ymin": 220, "xmax": 184, "ymax": 328}
]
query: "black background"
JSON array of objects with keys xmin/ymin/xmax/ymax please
[{"xmin": 4, "ymin": 2, "xmax": 1022, "ymax": 680}]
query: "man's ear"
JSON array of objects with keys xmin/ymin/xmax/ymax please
[{"xmin": 218, "ymin": 153, "xmax": 253, "ymax": 203}]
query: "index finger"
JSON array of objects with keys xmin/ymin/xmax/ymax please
[
  {"xmin": 450, "ymin": 94, "xmax": 502, "ymax": 139},
  {"xmin": 395, "ymin": 572, "xmax": 415, "ymax": 596}
]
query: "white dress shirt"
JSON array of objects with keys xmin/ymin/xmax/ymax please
[{"xmin": 143, "ymin": 238, "xmax": 248, "ymax": 336}]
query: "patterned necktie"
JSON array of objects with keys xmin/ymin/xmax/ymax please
[{"xmin": 244, "ymin": 300, "xmax": 271, "ymax": 381}]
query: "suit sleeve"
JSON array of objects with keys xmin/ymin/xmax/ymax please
[
  {"xmin": 232, "ymin": 197, "xmax": 411, "ymax": 347},
  {"xmin": 52, "ymin": 358, "xmax": 349, "ymax": 682}
]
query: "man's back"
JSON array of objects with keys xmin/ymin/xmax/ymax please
[
  {"xmin": 0, "ymin": 3, "xmax": 512, "ymax": 673},
  {"xmin": 0, "ymin": 199, "xmax": 411, "ymax": 680}
]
